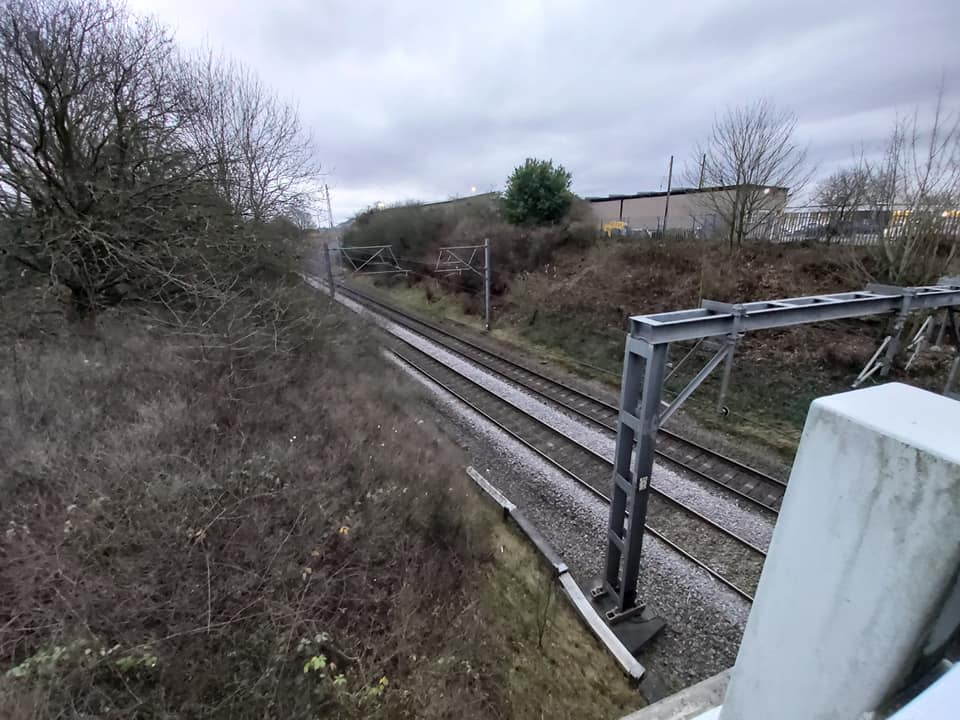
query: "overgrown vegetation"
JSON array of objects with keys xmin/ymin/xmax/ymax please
[
  {"xmin": 0, "ymin": 2, "xmax": 644, "ymax": 715},
  {"xmin": 0, "ymin": 0, "xmax": 319, "ymax": 314},
  {"xmin": 0, "ymin": 285, "xmax": 640, "ymax": 718},
  {"xmin": 343, "ymin": 199, "xmax": 498, "ymax": 263},
  {"xmin": 342, "ymin": 192, "xmax": 597, "ymax": 315}
]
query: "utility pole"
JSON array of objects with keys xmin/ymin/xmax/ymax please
[
  {"xmin": 322, "ymin": 242, "xmax": 335, "ymax": 298},
  {"xmin": 483, "ymin": 238, "xmax": 491, "ymax": 331},
  {"xmin": 324, "ymin": 183, "xmax": 335, "ymax": 229},
  {"xmin": 698, "ymin": 153, "xmax": 706, "ymax": 189},
  {"xmin": 662, "ymin": 155, "xmax": 674, "ymax": 237}
]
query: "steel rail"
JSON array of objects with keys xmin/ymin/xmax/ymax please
[
  {"xmin": 339, "ymin": 281, "xmax": 786, "ymax": 514},
  {"xmin": 386, "ymin": 337, "xmax": 763, "ymax": 602}
]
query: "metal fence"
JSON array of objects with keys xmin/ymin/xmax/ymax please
[
  {"xmin": 768, "ymin": 207, "xmax": 960, "ymax": 245},
  {"xmin": 602, "ymin": 207, "xmax": 960, "ymax": 245}
]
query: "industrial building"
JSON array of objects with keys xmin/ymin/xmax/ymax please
[{"xmin": 587, "ymin": 184, "xmax": 789, "ymax": 237}]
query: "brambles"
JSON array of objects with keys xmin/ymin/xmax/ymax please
[{"xmin": 0, "ymin": 286, "xmax": 492, "ymax": 718}]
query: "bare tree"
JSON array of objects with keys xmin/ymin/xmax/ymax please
[
  {"xmin": 815, "ymin": 166, "xmax": 870, "ymax": 240},
  {"xmin": 289, "ymin": 206, "xmax": 318, "ymax": 233},
  {"xmin": 0, "ymin": 0, "xmax": 319, "ymax": 313},
  {"xmin": 687, "ymin": 99, "xmax": 810, "ymax": 248},
  {"xmin": 847, "ymin": 91, "xmax": 960, "ymax": 285},
  {"xmin": 183, "ymin": 52, "xmax": 319, "ymax": 223},
  {"xmin": 0, "ymin": 0, "xmax": 229, "ymax": 311}
]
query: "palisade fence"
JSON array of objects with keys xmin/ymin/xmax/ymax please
[
  {"xmin": 769, "ymin": 206, "xmax": 960, "ymax": 245},
  {"xmin": 602, "ymin": 207, "xmax": 960, "ymax": 245}
]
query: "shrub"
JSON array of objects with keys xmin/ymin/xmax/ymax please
[
  {"xmin": 0, "ymin": 0, "xmax": 318, "ymax": 314},
  {"xmin": 0, "ymin": 285, "xmax": 496, "ymax": 719},
  {"xmin": 342, "ymin": 200, "xmax": 500, "ymax": 264},
  {"xmin": 343, "ymin": 202, "xmax": 449, "ymax": 260},
  {"xmin": 502, "ymin": 159, "xmax": 573, "ymax": 225}
]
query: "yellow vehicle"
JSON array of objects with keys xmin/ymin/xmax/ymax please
[{"xmin": 603, "ymin": 220, "xmax": 627, "ymax": 237}]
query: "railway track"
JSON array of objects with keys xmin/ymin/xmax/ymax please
[
  {"xmin": 338, "ymin": 281, "xmax": 787, "ymax": 515},
  {"xmin": 386, "ymin": 336, "xmax": 765, "ymax": 602}
]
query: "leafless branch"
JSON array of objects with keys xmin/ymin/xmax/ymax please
[
  {"xmin": 685, "ymin": 99, "xmax": 811, "ymax": 248},
  {"xmin": 843, "ymin": 86, "xmax": 960, "ymax": 285},
  {"xmin": 0, "ymin": 0, "xmax": 319, "ymax": 314}
]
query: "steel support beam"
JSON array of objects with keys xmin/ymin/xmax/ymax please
[
  {"xmin": 630, "ymin": 285, "xmax": 960, "ymax": 344},
  {"xmin": 716, "ymin": 334, "xmax": 740, "ymax": 412},
  {"xmin": 434, "ymin": 245, "xmax": 483, "ymax": 276},
  {"xmin": 598, "ymin": 339, "xmax": 668, "ymax": 617},
  {"xmin": 599, "ymin": 282, "xmax": 960, "ymax": 630},
  {"xmin": 484, "ymin": 238, "xmax": 491, "ymax": 331},
  {"xmin": 323, "ymin": 242, "xmax": 335, "ymax": 297},
  {"xmin": 432, "ymin": 242, "xmax": 492, "ymax": 329},
  {"xmin": 659, "ymin": 340, "xmax": 730, "ymax": 427},
  {"xmin": 340, "ymin": 245, "xmax": 406, "ymax": 274}
]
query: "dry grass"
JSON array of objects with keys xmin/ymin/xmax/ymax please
[
  {"xmin": 479, "ymin": 522, "xmax": 640, "ymax": 719},
  {"xmin": 0, "ymin": 284, "xmax": 482, "ymax": 718},
  {"xmin": 0, "ymin": 282, "xmax": 642, "ymax": 719}
]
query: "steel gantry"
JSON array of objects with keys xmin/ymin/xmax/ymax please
[
  {"xmin": 433, "ymin": 240, "xmax": 492, "ymax": 330},
  {"xmin": 339, "ymin": 245, "xmax": 406, "ymax": 275},
  {"xmin": 593, "ymin": 283, "xmax": 960, "ymax": 637}
]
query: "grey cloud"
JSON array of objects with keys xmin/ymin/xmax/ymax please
[{"xmin": 131, "ymin": 0, "xmax": 960, "ymax": 217}]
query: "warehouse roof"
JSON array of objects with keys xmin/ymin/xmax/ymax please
[{"xmin": 585, "ymin": 184, "xmax": 789, "ymax": 202}]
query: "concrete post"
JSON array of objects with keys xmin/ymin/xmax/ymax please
[{"xmin": 719, "ymin": 383, "xmax": 960, "ymax": 720}]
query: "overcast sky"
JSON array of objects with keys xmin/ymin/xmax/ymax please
[{"xmin": 129, "ymin": 0, "xmax": 959, "ymax": 221}]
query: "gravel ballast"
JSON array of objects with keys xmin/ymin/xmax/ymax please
[
  {"xmin": 319, "ymin": 280, "xmax": 766, "ymax": 691},
  {"xmin": 390, "ymin": 353, "xmax": 751, "ymax": 693}
]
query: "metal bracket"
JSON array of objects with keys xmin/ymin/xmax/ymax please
[
  {"xmin": 605, "ymin": 602, "xmax": 648, "ymax": 624},
  {"xmin": 879, "ymin": 288, "xmax": 916, "ymax": 377},
  {"xmin": 434, "ymin": 245, "xmax": 485, "ymax": 277},
  {"xmin": 947, "ymin": 307, "xmax": 960, "ymax": 348},
  {"xmin": 853, "ymin": 336, "xmax": 891, "ymax": 388},
  {"xmin": 716, "ymin": 332, "xmax": 742, "ymax": 413},
  {"xmin": 660, "ymin": 341, "xmax": 730, "ymax": 426},
  {"xmin": 905, "ymin": 316, "xmax": 934, "ymax": 371},
  {"xmin": 340, "ymin": 245, "xmax": 407, "ymax": 275}
]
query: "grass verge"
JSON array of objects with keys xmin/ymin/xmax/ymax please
[{"xmin": 476, "ymin": 508, "xmax": 642, "ymax": 719}]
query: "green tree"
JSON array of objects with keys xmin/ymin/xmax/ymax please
[{"xmin": 502, "ymin": 158, "xmax": 573, "ymax": 225}]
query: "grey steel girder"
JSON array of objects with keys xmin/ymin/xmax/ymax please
[
  {"xmin": 598, "ymin": 282, "xmax": 960, "ymax": 624},
  {"xmin": 630, "ymin": 284, "xmax": 960, "ymax": 344}
]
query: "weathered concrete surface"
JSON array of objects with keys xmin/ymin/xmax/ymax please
[
  {"xmin": 618, "ymin": 670, "xmax": 729, "ymax": 720},
  {"xmin": 720, "ymin": 383, "xmax": 960, "ymax": 720}
]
